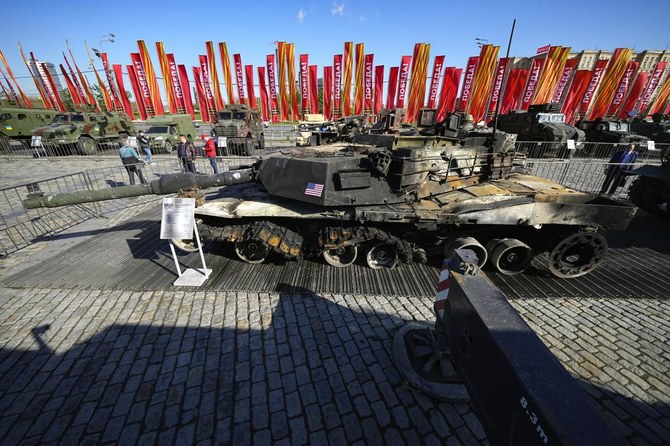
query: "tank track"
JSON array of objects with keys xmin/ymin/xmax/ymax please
[{"xmin": 199, "ymin": 221, "xmax": 426, "ymax": 264}]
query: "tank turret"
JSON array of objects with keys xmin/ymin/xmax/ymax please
[{"xmin": 22, "ymin": 132, "xmax": 637, "ymax": 277}]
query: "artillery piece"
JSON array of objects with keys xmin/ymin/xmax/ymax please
[{"xmin": 23, "ymin": 111, "xmax": 637, "ymax": 278}]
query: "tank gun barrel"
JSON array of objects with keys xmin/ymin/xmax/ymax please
[{"xmin": 22, "ymin": 169, "xmax": 254, "ymax": 209}]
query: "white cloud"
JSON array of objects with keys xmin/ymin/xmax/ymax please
[
  {"xmin": 297, "ymin": 8, "xmax": 307, "ymax": 23},
  {"xmin": 330, "ymin": 2, "xmax": 345, "ymax": 16},
  {"xmin": 359, "ymin": 15, "xmax": 367, "ymax": 22}
]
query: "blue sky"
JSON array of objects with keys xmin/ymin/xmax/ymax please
[{"xmin": 2, "ymin": 0, "xmax": 669, "ymax": 97}]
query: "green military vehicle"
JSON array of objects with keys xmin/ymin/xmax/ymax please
[
  {"xmin": 144, "ymin": 114, "xmax": 197, "ymax": 153},
  {"xmin": 211, "ymin": 104, "xmax": 265, "ymax": 155},
  {"xmin": 0, "ymin": 107, "xmax": 58, "ymax": 153},
  {"xmin": 32, "ymin": 111, "xmax": 136, "ymax": 155}
]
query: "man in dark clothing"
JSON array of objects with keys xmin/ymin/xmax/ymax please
[
  {"xmin": 137, "ymin": 131, "xmax": 154, "ymax": 164},
  {"xmin": 600, "ymin": 143, "xmax": 639, "ymax": 194},
  {"xmin": 176, "ymin": 134, "xmax": 197, "ymax": 173}
]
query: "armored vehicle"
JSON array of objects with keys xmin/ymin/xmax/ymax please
[
  {"xmin": 630, "ymin": 113, "xmax": 670, "ymax": 144},
  {"xmin": 32, "ymin": 111, "xmax": 136, "ymax": 155},
  {"xmin": 576, "ymin": 118, "xmax": 649, "ymax": 158},
  {"xmin": 23, "ymin": 110, "xmax": 637, "ymax": 278},
  {"xmin": 0, "ymin": 107, "xmax": 57, "ymax": 153},
  {"xmin": 628, "ymin": 146, "xmax": 670, "ymax": 215},
  {"xmin": 211, "ymin": 105, "xmax": 265, "ymax": 155},
  {"xmin": 494, "ymin": 103, "xmax": 585, "ymax": 158},
  {"xmin": 144, "ymin": 114, "xmax": 197, "ymax": 153}
]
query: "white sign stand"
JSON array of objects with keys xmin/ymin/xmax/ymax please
[{"xmin": 160, "ymin": 198, "xmax": 211, "ymax": 286}]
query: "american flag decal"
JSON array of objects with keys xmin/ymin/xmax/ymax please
[{"xmin": 304, "ymin": 182, "xmax": 324, "ymax": 197}]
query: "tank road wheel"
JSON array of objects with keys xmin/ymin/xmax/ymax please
[
  {"xmin": 366, "ymin": 243, "xmax": 398, "ymax": 269},
  {"xmin": 323, "ymin": 245, "xmax": 358, "ymax": 268},
  {"xmin": 77, "ymin": 136, "xmax": 97, "ymax": 155},
  {"xmin": 171, "ymin": 238, "xmax": 198, "ymax": 252},
  {"xmin": 548, "ymin": 232, "xmax": 608, "ymax": 278},
  {"xmin": 485, "ymin": 238, "xmax": 533, "ymax": 275},
  {"xmin": 235, "ymin": 240, "xmax": 270, "ymax": 264},
  {"xmin": 443, "ymin": 237, "xmax": 488, "ymax": 267}
]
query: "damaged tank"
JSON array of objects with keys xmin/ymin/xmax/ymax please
[
  {"xmin": 628, "ymin": 146, "xmax": 670, "ymax": 215},
  {"xmin": 22, "ymin": 110, "xmax": 637, "ymax": 278}
]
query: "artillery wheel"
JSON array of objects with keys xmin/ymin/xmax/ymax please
[
  {"xmin": 235, "ymin": 240, "xmax": 270, "ymax": 264},
  {"xmin": 323, "ymin": 245, "xmax": 357, "ymax": 268},
  {"xmin": 365, "ymin": 243, "xmax": 398, "ymax": 269},
  {"xmin": 486, "ymin": 238, "xmax": 533, "ymax": 275},
  {"xmin": 77, "ymin": 136, "xmax": 97, "ymax": 155},
  {"xmin": 548, "ymin": 232, "xmax": 607, "ymax": 278},
  {"xmin": 392, "ymin": 321, "xmax": 469, "ymax": 403},
  {"xmin": 170, "ymin": 238, "xmax": 198, "ymax": 252}
]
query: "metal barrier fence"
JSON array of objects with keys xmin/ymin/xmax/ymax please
[
  {"xmin": 514, "ymin": 140, "xmax": 668, "ymax": 162},
  {"xmin": 0, "ymin": 156, "xmax": 257, "ymax": 256}
]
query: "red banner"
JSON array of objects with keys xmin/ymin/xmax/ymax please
[
  {"xmin": 323, "ymin": 66, "xmax": 333, "ymax": 119},
  {"xmin": 364, "ymin": 54, "xmax": 373, "ymax": 114},
  {"xmin": 62, "ymin": 54, "xmax": 86, "ymax": 106},
  {"xmin": 0, "ymin": 76, "xmax": 16, "ymax": 105},
  {"xmin": 606, "ymin": 61, "xmax": 638, "ymax": 117},
  {"xmin": 552, "ymin": 59, "xmax": 577, "ymax": 104},
  {"xmin": 637, "ymin": 62, "xmax": 668, "ymax": 116},
  {"xmin": 127, "ymin": 64, "xmax": 147, "ymax": 120},
  {"xmin": 137, "ymin": 40, "xmax": 164, "ymax": 115},
  {"xmin": 578, "ymin": 59, "xmax": 608, "ymax": 114},
  {"xmin": 333, "ymin": 54, "xmax": 342, "ymax": 118},
  {"xmin": 59, "ymin": 65, "xmax": 81, "ymax": 105},
  {"xmin": 562, "ymin": 70, "xmax": 592, "ymax": 123},
  {"xmin": 277, "ymin": 42, "xmax": 289, "ymax": 121},
  {"xmin": 19, "ymin": 45, "xmax": 51, "ymax": 109},
  {"xmin": 537, "ymin": 44, "xmax": 551, "ymax": 55},
  {"xmin": 193, "ymin": 67, "xmax": 210, "ymax": 123},
  {"xmin": 374, "ymin": 65, "xmax": 384, "ymax": 115},
  {"xmin": 258, "ymin": 66, "xmax": 269, "ymax": 121},
  {"xmin": 588, "ymin": 49, "xmax": 634, "ymax": 120},
  {"xmin": 245, "ymin": 65, "xmax": 256, "ymax": 109},
  {"xmin": 178, "ymin": 64, "xmax": 195, "ymax": 119},
  {"xmin": 65, "ymin": 40, "xmax": 96, "ymax": 109},
  {"xmin": 487, "ymin": 58, "xmax": 508, "ymax": 114},
  {"xmin": 309, "ymin": 65, "xmax": 318, "ymax": 114},
  {"xmin": 500, "ymin": 69, "xmax": 528, "ymax": 114},
  {"xmin": 266, "ymin": 54, "xmax": 279, "ymax": 123},
  {"xmin": 407, "ymin": 44, "xmax": 431, "ymax": 123},
  {"xmin": 519, "ymin": 58, "xmax": 543, "ymax": 111},
  {"xmin": 40, "ymin": 62, "xmax": 66, "ymax": 111},
  {"xmin": 650, "ymin": 73, "xmax": 670, "ymax": 115},
  {"xmin": 342, "ymin": 42, "xmax": 353, "ymax": 116},
  {"xmin": 534, "ymin": 46, "xmax": 571, "ymax": 105},
  {"xmin": 101, "ymin": 53, "xmax": 123, "ymax": 111},
  {"xmin": 112, "ymin": 64, "xmax": 134, "ymax": 119},
  {"xmin": 396, "ymin": 56, "xmax": 411, "ymax": 108},
  {"xmin": 300, "ymin": 54, "xmax": 309, "ymax": 114},
  {"xmin": 156, "ymin": 42, "xmax": 176, "ymax": 113},
  {"xmin": 354, "ymin": 43, "xmax": 365, "ymax": 115},
  {"xmin": 387, "ymin": 66, "xmax": 399, "ymax": 109},
  {"xmin": 617, "ymin": 71, "xmax": 649, "ymax": 119},
  {"xmin": 199, "ymin": 55, "xmax": 217, "ymax": 121},
  {"xmin": 436, "ymin": 67, "xmax": 462, "ymax": 121},
  {"xmin": 458, "ymin": 57, "xmax": 479, "ymax": 111},
  {"xmin": 166, "ymin": 54, "xmax": 186, "ymax": 114},
  {"xmin": 219, "ymin": 42, "xmax": 235, "ymax": 105},
  {"xmin": 468, "ymin": 45, "xmax": 499, "ymax": 123},
  {"xmin": 206, "ymin": 41, "xmax": 224, "ymax": 111},
  {"xmin": 427, "ymin": 56, "xmax": 445, "ymax": 109},
  {"xmin": 131, "ymin": 53, "xmax": 154, "ymax": 116},
  {"xmin": 233, "ymin": 54, "xmax": 245, "ymax": 105}
]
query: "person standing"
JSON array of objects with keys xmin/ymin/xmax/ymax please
[
  {"xmin": 137, "ymin": 131, "xmax": 154, "ymax": 165},
  {"xmin": 202, "ymin": 133, "xmax": 219, "ymax": 174},
  {"xmin": 176, "ymin": 134, "xmax": 197, "ymax": 173},
  {"xmin": 600, "ymin": 143, "xmax": 639, "ymax": 194},
  {"xmin": 119, "ymin": 139, "xmax": 147, "ymax": 185}
]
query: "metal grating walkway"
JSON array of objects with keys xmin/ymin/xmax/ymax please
[{"xmin": 2, "ymin": 204, "xmax": 669, "ymax": 300}]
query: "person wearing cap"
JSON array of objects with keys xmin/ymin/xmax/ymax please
[
  {"xmin": 202, "ymin": 133, "xmax": 219, "ymax": 174},
  {"xmin": 137, "ymin": 130, "xmax": 154, "ymax": 165}
]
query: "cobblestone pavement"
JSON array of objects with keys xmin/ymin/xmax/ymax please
[{"xmin": 0, "ymin": 288, "xmax": 486, "ymax": 445}]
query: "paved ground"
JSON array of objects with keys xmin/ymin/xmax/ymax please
[{"xmin": 0, "ymin": 156, "xmax": 668, "ymax": 445}]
